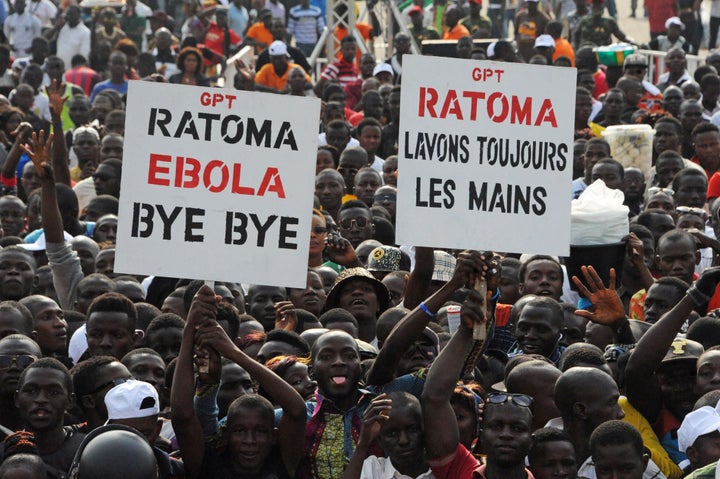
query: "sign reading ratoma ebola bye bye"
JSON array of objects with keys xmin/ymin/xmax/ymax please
[{"xmin": 115, "ymin": 81, "xmax": 320, "ymax": 288}]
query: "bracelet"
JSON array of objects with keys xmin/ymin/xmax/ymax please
[
  {"xmin": 491, "ymin": 288, "xmax": 500, "ymax": 302},
  {"xmin": 687, "ymin": 285, "xmax": 712, "ymax": 307},
  {"xmin": 420, "ymin": 302, "xmax": 436, "ymax": 318}
]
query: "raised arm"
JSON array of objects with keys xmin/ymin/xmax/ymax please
[
  {"xmin": 1, "ymin": 122, "xmax": 33, "ymax": 191},
  {"xmin": 422, "ymin": 289, "xmax": 485, "ymax": 460},
  {"xmin": 195, "ymin": 316, "xmax": 307, "ymax": 476},
  {"xmin": 171, "ymin": 285, "xmax": 217, "ymax": 479},
  {"xmin": 342, "ymin": 393, "xmax": 391, "ymax": 479},
  {"xmin": 22, "ymin": 131, "xmax": 63, "ymax": 243},
  {"xmin": 46, "ymin": 80, "xmax": 70, "ymax": 186},
  {"xmin": 366, "ymin": 250, "xmax": 487, "ymax": 386},
  {"xmin": 402, "ymin": 246, "xmax": 434, "ymax": 310},
  {"xmin": 625, "ymin": 267, "xmax": 720, "ymax": 421}
]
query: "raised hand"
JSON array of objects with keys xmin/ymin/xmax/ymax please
[
  {"xmin": 572, "ymin": 265, "xmax": 625, "ymax": 326},
  {"xmin": 195, "ymin": 320, "xmax": 238, "ymax": 359},
  {"xmin": 11, "ymin": 121, "xmax": 33, "ymax": 143},
  {"xmin": 358, "ymin": 394, "xmax": 391, "ymax": 447},
  {"xmin": 20, "ymin": 130, "xmax": 54, "ymax": 178},
  {"xmin": 274, "ymin": 300, "xmax": 297, "ymax": 331},
  {"xmin": 324, "ymin": 233, "xmax": 360, "ymax": 266},
  {"xmin": 45, "ymin": 79, "xmax": 68, "ymax": 118},
  {"xmin": 694, "ymin": 266, "xmax": 720, "ymax": 296},
  {"xmin": 186, "ymin": 285, "xmax": 218, "ymax": 330},
  {"xmin": 625, "ymin": 232, "xmax": 645, "ymax": 266}
]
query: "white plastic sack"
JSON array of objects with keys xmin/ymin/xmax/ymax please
[{"xmin": 570, "ymin": 180, "xmax": 629, "ymax": 245}]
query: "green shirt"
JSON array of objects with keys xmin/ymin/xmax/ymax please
[
  {"xmin": 685, "ymin": 461, "xmax": 718, "ymax": 478},
  {"xmin": 461, "ymin": 14, "xmax": 493, "ymax": 37},
  {"xmin": 410, "ymin": 25, "xmax": 440, "ymax": 46},
  {"xmin": 576, "ymin": 15, "xmax": 619, "ymax": 47}
]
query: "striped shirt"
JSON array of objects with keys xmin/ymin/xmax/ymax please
[
  {"xmin": 288, "ymin": 5, "xmax": 324, "ymax": 44},
  {"xmin": 64, "ymin": 66, "xmax": 101, "ymax": 97},
  {"xmin": 321, "ymin": 58, "xmax": 360, "ymax": 89}
]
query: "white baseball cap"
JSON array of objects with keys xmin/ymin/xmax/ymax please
[
  {"xmin": 373, "ymin": 63, "xmax": 394, "ymax": 77},
  {"xmin": 665, "ymin": 16, "xmax": 685, "ymax": 30},
  {"xmin": 678, "ymin": 399, "xmax": 720, "ymax": 452},
  {"xmin": 105, "ymin": 380, "xmax": 160, "ymax": 420},
  {"xmin": 534, "ymin": 34, "xmax": 555, "ymax": 48},
  {"xmin": 269, "ymin": 40, "xmax": 288, "ymax": 57},
  {"xmin": 487, "ymin": 41, "xmax": 496, "ymax": 58}
]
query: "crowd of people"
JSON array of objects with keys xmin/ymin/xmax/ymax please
[{"xmin": 0, "ymin": 0, "xmax": 718, "ymax": 478}]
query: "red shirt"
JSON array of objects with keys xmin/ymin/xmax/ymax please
[
  {"xmin": 64, "ymin": 66, "xmax": 101, "ymax": 96},
  {"xmin": 430, "ymin": 445, "xmax": 535, "ymax": 479},
  {"xmin": 204, "ymin": 22, "xmax": 241, "ymax": 59},
  {"xmin": 593, "ymin": 68, "xmax": 609, "ymax": 99},
  {"xmin": 647, "ymin": 0, "xmax": 677, "ymax": 33}
]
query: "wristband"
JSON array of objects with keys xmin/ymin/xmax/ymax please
[
  {"xmin": 420, "ymin": 302, "xmax": 436, "ymax": 318},
  {"xmin": 491, "ymin": 288, "xmax": 500, "ymax": 302},
  {"xmin": 687, "ymin": 285, "xmax": 711, "ymax": 307}
]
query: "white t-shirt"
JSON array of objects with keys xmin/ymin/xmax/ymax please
[{"xmin": 361, "ymin": 456, "xmax": 436, "ymax": 479}]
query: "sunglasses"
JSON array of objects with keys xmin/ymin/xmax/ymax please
[
  {"xmin": 647, "ymin": 186, "xmax": 674, "ymax": 196},
  {"xmin": 339, "ymin": 217, "xmax": 369, "ymax": 229},
  {"xmin": 401, "ymin": 341, "xmax": 438, "ymax": 358},
  {"xmin": 312, "ymin": 226, "xmax": 328, "ymax": 234},
  {"xmin": 487, "ymin": 392, "xmax": 533, "ymax": 407},
  {"xmin": 676, "ymin": 206, "xmax": 707, "ymax": 217},
  {"xmin": 88, "ymin": 377, "xmax": 128, "ymax": 396},
  {"xmin": 0, "ymin": 354, "xmax": 36, "ymax": 369}
]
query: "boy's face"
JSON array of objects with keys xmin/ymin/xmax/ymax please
[
  {"xmin": 379, "ymin": 405, "xmax": 424, "ymax": 468},
  {"xmin": 592, "ymin": 444, "xmax": 647, "ymax": 479},
  {"xmin": 481, "ymin": 403, "xmax": 532, "ymax": 467},
  {"xmin": 519, "ymin": 260, "xmax": 563, "ymax": 300},
  {"xmin": 16, "ymin": 368, "xmax": 71, "ymax": 432},
  {"xmin": 530, "ymin": 440, "xmax": 576, "ymax": 479},
  {"xmin": 124, "ymin": 353, "xmax": 165, "ymax": 393},
  {"xmin": 227, "ymin": 406, "xmax": 275, "ymax": 472},
  {"xmin": 246, "ymin": 286, "xmax": 287, "ymax": 330},
  {"xmin": 282, "ymin": 362, "xmax": 316, "ymax": 401},
  {"xmin": 147, "ymin": 327, "xmax": 183, "ymax": 365},
  {"xmin": 86, "ymin": 311, "xmax": 135, "ymax": 359},
  {"xmin": 312, "ymin": 332, "xmax": 362, "ymax": 400}
]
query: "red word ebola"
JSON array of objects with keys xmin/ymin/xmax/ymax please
[
  {"xmin": 147, "ymin": 154, "xmax": 286, "ymax": 198},
  {"xmin": 417, "ymin": 87, "xmax": 558, "ymax": 128}
]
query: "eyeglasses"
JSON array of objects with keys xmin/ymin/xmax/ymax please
[
  {"xmin": 88, "ymin": 377, "xmax": 127, "ymax": 396},
  {"xmin": 92, "ymin": 173, "xmax": 117, "ymax": 181},
  {"xmin": 339, "ymin": 217, "xmax": 369, "ymax": 229},
  {"xmin": 647, "ymin": 186, "xmax": 674, "ymax": 196},
  {"xmin": 312, "ymin": 226, "xmax": 328, "ymax": 234},
  {"xmin": 374, "ymin": 193, "xmax": 397, "ymax": 202},
  {"xmin": 676, "ymin": 206, "xmax": 707, "ymax": 217},
  {"xmin": 486, "ymin": 392, "xmax": 533, "ymax": 407},
  {"xmin": 0, "ymin": 354, "xmax": 36, "ymax": 369}
]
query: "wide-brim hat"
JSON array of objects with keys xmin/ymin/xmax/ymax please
[{"xmin": 324, "ymin": 267, "xmax": 390, "ymax": 313}]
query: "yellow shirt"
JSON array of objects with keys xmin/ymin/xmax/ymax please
[{"xmin": 620, "ymin": 396, "xmax": 684, "ymax": 479}]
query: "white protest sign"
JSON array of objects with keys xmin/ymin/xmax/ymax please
[
  {"xmin": 396, "ymin": 55, "xmax": 576, "ymax": 256},
  {"xmin": 115, "ymin": 82, "xmax": 320, "ymax": 288}
]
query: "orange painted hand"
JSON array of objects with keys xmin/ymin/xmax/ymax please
[{"xmin": 571, "ymin": 266, "xmax": 625, "ymax": 326}]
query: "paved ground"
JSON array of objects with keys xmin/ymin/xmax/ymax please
[{"xmin": 615, "ymin": 0, "xmax": 652, "ymax": 46}]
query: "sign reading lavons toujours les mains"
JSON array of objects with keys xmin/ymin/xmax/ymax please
[{"xmin": 396, "ymin": 55, "xmax": 576, "ymax": 256}]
